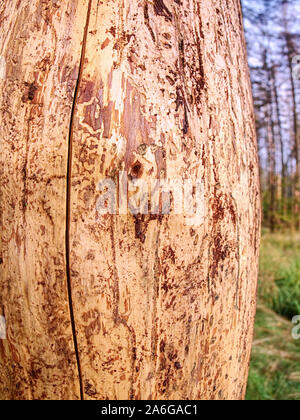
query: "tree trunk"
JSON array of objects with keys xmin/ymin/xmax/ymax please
[
  {"xmin": 0, "ymin": 0, "xmax": 261, "ymax": 400},
  {"xmin": 265, "ymin": 54, "xmax": 277, "ymax": 233},
  {"xmin": 271, "ymin": 64, "xmax": 286, "ymax": 217},
  {"xmin": 282, "ymin": 0, "xmax": 300, "ymax": 230}
]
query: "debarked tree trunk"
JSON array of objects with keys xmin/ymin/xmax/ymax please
[{"xmin": 0, "ymin": 0, "xmax": 260, "ymax": 400}]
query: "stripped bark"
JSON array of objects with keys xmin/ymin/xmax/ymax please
[
  {"xmin": 0, "ymin": 0, "xmax": 260, "ymax": 400},
  {"xmin": 0, "ymin": 0, "xmax": 90, "ymax": 400}
]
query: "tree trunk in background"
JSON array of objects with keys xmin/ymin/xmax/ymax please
[
  {"xmin": 264, "ymin": 51, "xmax": 277, "ymax": 233},
  {"xmin": 282, "ymin": 0, "xmax": 300, "ymax": 230},
  {"xmin": 0, "ymin": 0, "xmax": 260, "ymax": 400},
  {"xmin": 271, "ymin": 65, "xmax": 286, "ymax": 217},
  {"xmin": 287, "ymin": 49, "xmax": 300, "ymax": 229},
  {"xmin": 266, "ymin": 114, "xmax": 277, "ymax": 233}
]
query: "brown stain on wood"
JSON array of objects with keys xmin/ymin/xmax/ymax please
[{"xmin": 153, "ymin": 0, "xmax": 173, "ymax": 22}]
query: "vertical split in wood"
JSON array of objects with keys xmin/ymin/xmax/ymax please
[{"xmin": 65, "ymin": 0, "xmax": 93, "ymax": 401}]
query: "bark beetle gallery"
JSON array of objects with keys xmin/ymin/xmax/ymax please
[{"xmin": 0, "ymin": 0, "xmax": 260, "ymax": 400}]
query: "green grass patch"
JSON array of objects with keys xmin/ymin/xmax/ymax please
[
  {"xmin": 273, "ymin": 261, "xmax": 300, "ymax": 319},
  {"xmin": 246, "ymin": 232, "xmax": 300, "ymax": 400}
]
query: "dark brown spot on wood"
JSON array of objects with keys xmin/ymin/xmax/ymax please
[
  {"xmin": 84, "ymin": 381, "xmax": 97, "ymax": 397},
  {"xmin": 229, "ymin": 203, "xmax": 237, "ymax": 225},
  {"xmin": 27, "ymin": 83, "xmax": 37, "ymax": 101},
  {"xmin": 22, "ymin": 82, "xmax": 37, "ymax": 102},
  {"xmin": 108, "ymin": 26, "xmax": 116, "ymax": 37},
  {"xmin": 162, "ymin": 246, "xmax": 176, "ymax": 264},
  {"xmin": 162, "ymin": 32, "xmax": 171, "ymax": 40},
  {"xmin": 183, "ymin": 105, "xmax": 189, "ymax": 135},
  {"xmin": 101, "ymin": 37, "xmax": 110, "ymax": 50},
  {"xmin": 211, "ymin": 233, "xmax": 230, "ymax": 278},
  {"xmin": 178, "ymin": 38, "xmax": 185, "ymax": 69},
  {"xmin": 175, "ymin": 361, "xmax": 182, "ymax": 369},
  {"xmin": 175, "ymin": 87, "xmax": 189, "ymax": 134},
  {"xmin": 29, "ymin": 367, "xmax": 42, "ymax": 380},
  {"xmin": 133, "ymin": 214, "xmax": 146, "ymax": 243},
  {"xmin": 144, "ymin": 3, "xmax": 156, "ymax": 43},
  {"xmin": 131, "ymin": 161, "xmax": 143, "ymax": 178},
  {"xmin": 166, "ymin": 75, "xmax": 175, "ymax": 85},
  {"xmin": 212, "ymin": 195, "xmax": 225, "ymax": 223},
  {"xmin": 133, "ymin": 213, "xmax": 163, "ymax": 243},
  {"xmin": 153, "ymin": 0, "xmax": 173, "ymax": 22}
]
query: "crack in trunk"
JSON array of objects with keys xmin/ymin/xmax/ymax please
[{"xmin": 65, "ymin": 0, "xmax": 93, "ymax": 401}]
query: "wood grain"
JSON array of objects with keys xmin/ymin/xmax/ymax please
[
  {"xmin": 0, "ymin": 0, "xmax": 260, "ymax": 400},
  {"xmin": 0, "ymin": 0, "xmax": 90, "ymax": 399},
  {"xmin": 68, "ymin": 0, "xmax": 260, "ymax": 400}
]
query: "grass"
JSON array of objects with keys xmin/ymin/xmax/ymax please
[{"xmin": 246, "ymin": 231, "xmax": 300, "ymax": 400}]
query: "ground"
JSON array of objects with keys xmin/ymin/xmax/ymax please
[{"xmin": 246, "ymin": 231, "xmax": 300, "ymax": 400}]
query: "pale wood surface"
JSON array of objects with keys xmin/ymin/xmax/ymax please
[
  {"xmin": 0, "ymin": 0, "xmax": 260, "ymax": 400},
  {"xmin": 0, "ymin": 0, "xmax": 91, "ymax": 399}
]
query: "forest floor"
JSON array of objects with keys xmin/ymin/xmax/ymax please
[{"xmin": 246, "ymin": 231, "xmax": 300, "ymax": 400}]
